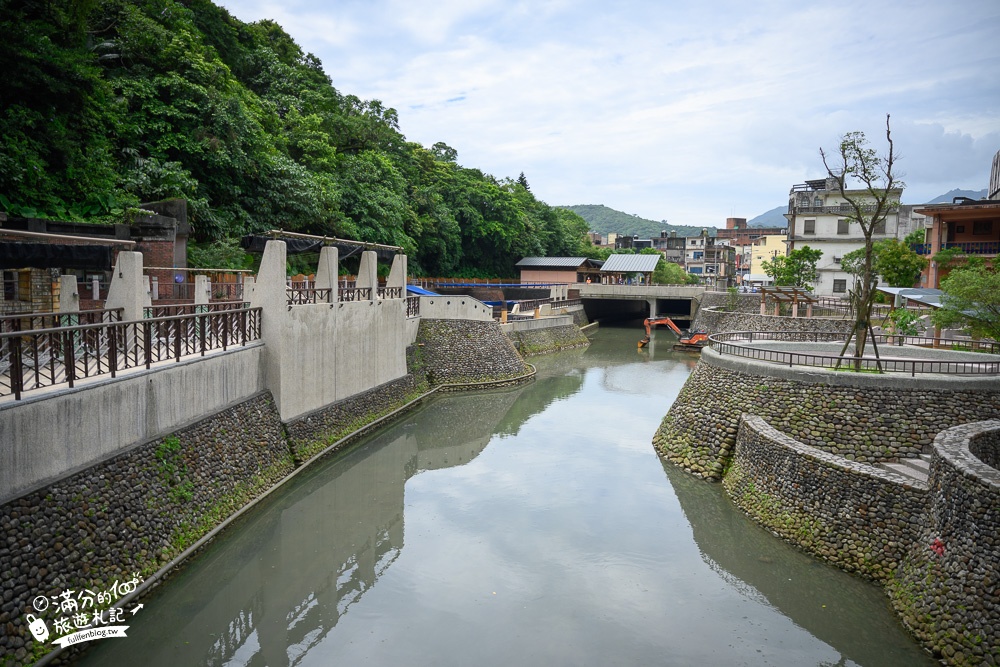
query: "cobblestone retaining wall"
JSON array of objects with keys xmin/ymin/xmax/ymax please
[
  {"xmin": 653, "ymin": 359, "xmax": 1000, "ymax": 480},
  {"xmin": 285, "ymin": 373, "xmax": 426, "ymax": 462},
  {"xmin": 694, "ymin": 304, "xmax": 853, "ymax": 336},
  {"xmin": 0, "ymin": 393, "xmax": 294, "ymax": 666},
  {"xmin": 889, "ymin": 422, "xmax": 1000, "ymax": 666},
  {"xmin": 505, "ymin": 324, "xmax": 589, "ymax": 357},
  {"xmin": 416, "ymin": 319, "xmax": 528, "ymax": 384},
  {"xmin": 724, "ymin": 416, "xmax": 929, "ymax": 583}
]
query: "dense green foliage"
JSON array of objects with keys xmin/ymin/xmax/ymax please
[
  {"xmin": 761, "ymin": 246, "xmax": 822, "ymax": 289},
  {"xmin": 842, "ymin": 239, "xmax": 926, "ymax": 288},
  {"xmin": 559, "ymin": 204, "xmax": 707, "ymax": 239},
  {"xmin": 0, "ymin": 0, "xmax": 595, "ymax": 276},
  {"xmin": 931, "ymin": 258, "xmax": 1000, "ymax": 341}
]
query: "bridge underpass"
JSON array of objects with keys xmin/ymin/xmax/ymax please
[{"xmin": 573, "ymin": 284, "xmax": 705, "ymax": 326}]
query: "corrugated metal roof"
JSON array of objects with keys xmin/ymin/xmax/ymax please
[
  {"xmin": 600, "ymin": 254, "xmax": 661, "ymax": 273},
  {"xmin": 877, "ymin": 287, "xmax": 943, "ymax": 308},
  {"xmin": 516, "ymin": 257, "xmax": 588, "ymax": 268}
]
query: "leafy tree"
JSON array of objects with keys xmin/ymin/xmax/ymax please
[
  {"xmin": 652, "ymin": 259, "xmax": 697, "ymax": 285},
  {"xmin": 903, "ymin": 228, "xmax": 926, "ymax": 246},
  {"xmin": 872, "ymin": 239, "xmax": 926, "ymax": 287},
  {"xmin": 761, "ymin": 246, "xmax": 822, "ymax": 289},
  {"xmin": 931, "ymin": 260, "xmax": 1000, "ymax": 341},
  {"xmin": 820, "ymin": 116, "xmax": 903, "ymax": 367},
  {"xmin": 516, "ymin": 171, "xmax": 530, "ymax": 191}
]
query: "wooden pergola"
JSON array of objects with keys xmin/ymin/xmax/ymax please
[{"xmin": 758, "ymin": 286, "xmax": 818, "ymax": 318}]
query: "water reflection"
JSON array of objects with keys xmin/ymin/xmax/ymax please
[{"xmin": 78, "ymin": 325, "xmax": 930, "ymax": 667}]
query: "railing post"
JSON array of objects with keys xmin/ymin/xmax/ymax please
[
  {"xmin": 9, "ymin": 335, "xmax": 23, "ymax": 400},
  {"xmin": 174, "ymin": 317, "xmax": 182, "ymax": 362},
  {"xmin": 222, "ymin": 312, "xmax": 230, "ymax": 351},
  {"xmin": 199, "ymin": 313, "xmax": 207, "ymax": 356},
  {"xmin": 63, "ymin": 329, "xmax": 76, "ymax": 389},
  {"xmin": 143, "ymin": 321, "xmax": 152, "ymax": 369},
  {"xmin": 109, "ymin": 324, "xmax": 118, "ymax": 378}
]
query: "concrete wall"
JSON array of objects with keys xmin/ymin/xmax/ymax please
[
  {"xmin": 0, "ymin": 346, "xmax": 265, "ymax": 504},
  {"xmin": 418, "ymin": 295, "xmax": 494, "ymax": 321},
  {"xmin": 501, "ymin": 317, "xmax": 590, "ymax": 356}
]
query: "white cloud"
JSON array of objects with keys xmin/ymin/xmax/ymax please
[{"xmin": 219, "ymin": 0, "xmax": 1000, "ymax": 224}]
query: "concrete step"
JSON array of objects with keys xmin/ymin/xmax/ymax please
[
  {"xmin": 898, "ymin": 455, "xmax": 931, "ymax": 474},
  {"xmin": 881, "ymin": 462, "xmax": 929, "ymax": 484}
]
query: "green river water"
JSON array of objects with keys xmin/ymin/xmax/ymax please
[{"xmin": 77, "ymin": 324, "xmax": 933, "ymax": 666}]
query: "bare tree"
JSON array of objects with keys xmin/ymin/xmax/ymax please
[{"xmin": 820, "ymin": 114, "xmax": 904, "ymax": 369}]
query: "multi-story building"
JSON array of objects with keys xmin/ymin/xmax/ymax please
[
  {"xmin": 785, "ymin": 178, "xmax": 903, "ymax": 295},
  {"xmin": 684, "ymin": 230, "xmax": 735, "ymax": 288},
  {"xmin": 650, "ymin": 231, "xmax": 687, "ymax": 266},
  {"xmin": 746, "ymin": 234, "xmax": 788, "ymax": 286},
  {"xmin": 913, "ymin": 149, "xmax": 1000, "ymax": 289},
  {"xmin": 715, "ymin": 217, "xmax": 787, "ymax": 282}
]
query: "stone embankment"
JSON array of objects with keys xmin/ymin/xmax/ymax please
[
  {"xmin": 505, "ymin": 324, "xmax": 589, "ymax": 357},
  {"xmin": 655, "ymin": 334, "xmax": 1000, "ymax": 665},
  {"xmin": 0, "ymin": 320, "xmax": 533, "ymax": 667},
  {"xmin": 693, "ymin": 292, "xmax": 853, "ymax": 337}
]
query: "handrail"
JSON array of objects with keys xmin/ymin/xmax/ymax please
[
  {"xmin": 1, "ymin": 308, "xmax": 262, "ymax": 401},
  {"xmin": 708, "ymin": 331, "xmax": 1000, "ymax": 376},
  {"xmin": 0, "ymin": 308, "xmax": 123, "ymax": 333}
]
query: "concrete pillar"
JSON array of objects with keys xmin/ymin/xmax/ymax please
[
  {"xmin": 59, "ymin": 275, "xmax": 79, "ymax": 314},
  {"xmin": 791, "ymin": 300, "xmax": 799, "ymax": 318},
  {"xmin": 150, "ymin": 276, "xmax": 159, "ymax": 301},
  {"xmin": 315, "ymin": 246, "xmax": 339, "ymax": 302},
  {"xmin": 242, "ymin": 276, "xmax": 255, "ymax": 303},
  {"xmin": 142, "ymin": 276, "xmax": 152, "ymax": 309},
  {"xmin": 105, "ymin": 251, "xmax": 145, "ymax": 322},
  {"xmin": 647, "ymin": 298, "xmax": 657, "ymax": 320},
  {"xmin": 760, "ymin": 298, "xmax": 766, "ymax": 315},
  {"xmin": 250, "ymin": 240, "xmax": 290, "ymax": 416},
  {"xmin": 357, "ymin": 250, "xmax": 378, "ymax": 301},
  {"xmin": 194, "ymin": 275, "xmax": 211, "ymax": 306},
  {"xmin": 386, "ymin": 254, "xmax": 407, "ymax": 293}
]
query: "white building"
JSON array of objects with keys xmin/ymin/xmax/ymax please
[{"xmin": 784, "ymin": 178, "xmax": 904, "ymax": 296}]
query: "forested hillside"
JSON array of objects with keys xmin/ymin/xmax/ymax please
[
  {"xmin": 559, "ymin": 205, "xmax": 708, "ymax": 239},
  {"xmin": 0, "ymin": 0, "xmax": 594, "ymax": 276}
]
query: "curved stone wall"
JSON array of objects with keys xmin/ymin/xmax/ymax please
[
  {"xmin": 653, "ymin": 349, "xmax": 1000, "ymax": 480},
  {"xmin": 889, "ymin": 421, "xmax": 1000, "ymax": 665},
  {"xmin": 415, "ymin": 319, "xmax": 529, "ymax": 385},
  {"xmin": 694, "ymin": 303, "xmax": 853, "ymax": 337},
  {"xmin": 724, "ymin": 416, "xmax": 929, "ymax": 582},
  {"xmin": 505, "ymin": 324, "xmax": 590, "ymax": 356}
]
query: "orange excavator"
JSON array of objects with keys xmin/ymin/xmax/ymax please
[{"xmin": 638, "ymin": 317, "xmax": 709, "ymax": 351}]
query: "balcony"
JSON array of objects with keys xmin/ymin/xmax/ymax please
[{"xmin": 912, "ymin": 241, "xmax": 999, "ymax": 256}]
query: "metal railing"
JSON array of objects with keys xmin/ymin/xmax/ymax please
[
  {"xmin": 1, "ymin": 308, "xmax": 262, "ymax": 401},
  {"xmin": 406, "ymin": 296, "xmax": 420, "ymax": 318},
  {"xmin": 911, "ymin": 241, "xmax": 1000, "ymax": 256},
  {"xmin": 1, "ymin": 309, "xmax": 122, "ymax": 333},
  {"xmin": 286, "ymin": 288, "xmax": 333, "ymax": 305},
  {"xmin": 377, "ymin": 286, "xmax": 403, "ymax": 299},
  {"xmin": 338, "ymin": 287, "xmax": 372, "ymax": 302},
  {"xmin": 143, "ymin": 302, "xmax": 248, "ymax": 318},
  {"xmin": 709, "ymin": 331, "xmax": 1000, "ymax": 376}
]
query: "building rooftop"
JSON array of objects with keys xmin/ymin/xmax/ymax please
[
  {"xmin": 600, "ymin": 254, "xmax": 660, "ymax": 273},
  {"xmin": 515, "ymin": 257, "xmax": 597, "ymax": 268}
]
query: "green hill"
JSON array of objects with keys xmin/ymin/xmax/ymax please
[
  {"xmin": 0, "ymin": 0, "xmax": 593, "ymax": 278},
  {"xmin": 558, "ymin": 205, "xmax": 710, "ymax": 239}
]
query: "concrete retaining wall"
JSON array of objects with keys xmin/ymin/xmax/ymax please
[
  {"xmin": 418, "ymin": 295, "xmax": 494, "ymax": 321},
  {"xmin": 0, "ymin": 346, "xmax": 265, "ymax": 505}
]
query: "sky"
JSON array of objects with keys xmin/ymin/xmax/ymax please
[{"xmin": 218, "ymin": 0, "xmax": 1000, "ymax": 228}]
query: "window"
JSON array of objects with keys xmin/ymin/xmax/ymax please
[
  {"xmin": 833, "ymin": 279, "xmax": 847, "ymax": 293},
  {"xmin": 973, "ymin": 221, "xmax": 993, "ymax": 235},
  {"xmin": 955, "ymin": 225, "xmax": 965, "ymax": 234},
  {"xmin": 833, "ymin": 256, "xmax": 842, "ymax": 264},
  {"xmin": 693, "ymin": 251, "xmax": 704, "ymax": 260},
  {"xmin": 803, "ymin": 219, "xmax": 815, "ymax": 235},
  {"xmin": 814, "ymin": 197, "xmax": 823, "ymax": 208},
  {"xmin": 837, "ymin": 219, "xmax": 850, "ymax": 235},
  {"xmin": 873, "ymin": 220, "xmax": 886, "ymax": 235}
]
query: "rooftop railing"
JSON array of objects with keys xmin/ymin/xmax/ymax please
[
  {"xmin": 709, "ymin": 331, "xmax": 1000, "ymax": 376},
  {"xmin": 912, "ymin": 241, "xmax": 999, "ymax": 256},
  {"xmin": 1, "ymin": 307, "xmax": 261, "ymax": 401}
]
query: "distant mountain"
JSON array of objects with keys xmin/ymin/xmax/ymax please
[
  {"xmin": 557, "ymin": 204, "xmax": 709, "ymax": 239},
  {"xmin": 924, "ymin": 189, "xmax": 988, "ymax": 204},
  {"xmin": 746, "ymin": 206, "xmax": 788, "ymax": 228}
]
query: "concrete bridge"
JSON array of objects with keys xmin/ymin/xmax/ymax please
[{"xmin": 572, "ymin": 283, "xmax": 707, "ymax": 324}]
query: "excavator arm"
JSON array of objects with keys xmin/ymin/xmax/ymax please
[{"xmin": 638, "ymin": 317, "xmax": 709, "ymax": 350}]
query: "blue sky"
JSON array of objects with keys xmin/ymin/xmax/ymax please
[{"xmin": 219, "ymin": 0, "xmax": 1000, "ymax": 227}]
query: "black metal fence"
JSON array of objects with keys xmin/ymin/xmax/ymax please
[
  {"xmin": 0, "ymin": 309, "xmax": 122, "ymax": 333},
  {"xmin": 709, "ymin": 331, "xmax": 1000, "ymax": 376},
  {"xmin": 1, "ymin": 308, "xmax": 262, "ymax": 401}
]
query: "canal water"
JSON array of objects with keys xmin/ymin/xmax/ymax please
[{"xmin": 79, "ymin": 325, "xmax": 933, "ymax": 666}]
